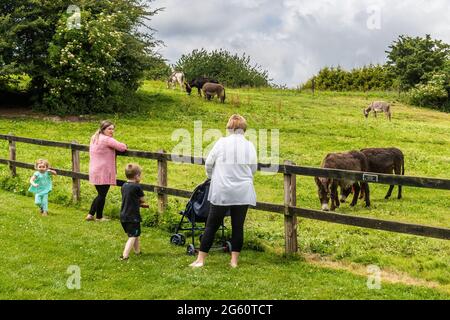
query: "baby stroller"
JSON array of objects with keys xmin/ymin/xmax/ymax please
[{"xmin": 170, "ymin": 179, "xmax": 231, "ymax": 255}]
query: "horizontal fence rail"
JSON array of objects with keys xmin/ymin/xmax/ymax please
[
  {"xmin": 0, "ymin": 134, "xmax": 449, "ymax": 253},
  {"xmin": 1, "ymin": 158, "xmax": 448, "ymax": 240},
  {"xmin": 1, "ymin": 134, "xmax": 449, "ymax": 190}
]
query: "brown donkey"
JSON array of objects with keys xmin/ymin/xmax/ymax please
[
  {"xmin": 201, "ymin": 83, "xmax": 226, "ymax": 103},
  {"xmin": 315, "ymin": 151, "xmax": 371, "ymax": 211},
  {"xmin": 360, "ymin": 147, "xmax": 405, "ymax": 199}
]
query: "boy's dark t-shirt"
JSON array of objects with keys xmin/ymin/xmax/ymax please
[{"xmin": 120, "ymin": 182, "xmax": 144, "ymax": 222}]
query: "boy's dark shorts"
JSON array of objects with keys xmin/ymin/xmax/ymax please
[{"xmin": 121, "ymin": 222, "xmax": 141, "ymax": 237}]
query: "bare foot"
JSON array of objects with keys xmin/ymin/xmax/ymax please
[
  {"xmin": 230, "ymin": 262, "xmax": 238, "ymax": 268},
  {"xmin": 189, "ymin": 261, "xmax": 204, "ymax": 268},
  {"xmin": 85, "ymin": 214, "xmax": 95, "ymax": 221}
]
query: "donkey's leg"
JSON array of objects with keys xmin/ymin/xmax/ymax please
[
  {"xmin": 394, "ymin": 163, "xmax": 402, "ymax": 199},
  {"xmin": 385, "ymin": 185, "xmax": 394, "ymax": 199},
  {"xmin": 374, "ymin": 111, "xmax": 377, "ymax": 118},
  {"xmin": 350, "ymin": 183, "xmax": 360, "ymax": 207},
  {"xmin": 363, "ymin": 183, "xmax": 371, "ymax": 207},
  {"xmin": 330, "ymin": 181, "xmax": 338, "ymax": 211},
  {"xmin": 386, "ymin": 111, "xmax": 392, "ymax": 121}
]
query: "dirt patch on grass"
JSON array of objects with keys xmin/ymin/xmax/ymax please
[
  {"xmin": 304, "ymin": 253, "xmax": 449, "ymax": 294},
  {"xmin": 0, "ymin": 106, "xmax": 94, "ymax": 122}
]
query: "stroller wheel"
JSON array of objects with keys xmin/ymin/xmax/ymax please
[
  {"xmin": 186, "ymin": 244, "xmax": 196, "ymax": 256},
  {"xmin": 170, "ymin": 234, "xmax": 185, "ymax": 246},
  {"xmin": 223, "ymin": 241, "xmax": 232, "ymax": 253}
]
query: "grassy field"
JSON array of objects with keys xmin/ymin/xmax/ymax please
[
  {"xmin": 0, "ymin": 189, "xmax": 448, "ymax": 300},
  {"xmin": 0, "ymin": 80, "xmax": 449, "ymax": 298}
]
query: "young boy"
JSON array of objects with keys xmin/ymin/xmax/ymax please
[{"xmin": 119, "ymin": 163, "xmax": 149, "ymax": 261}]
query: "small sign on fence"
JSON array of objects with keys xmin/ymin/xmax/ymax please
[{"xmin": 363, "ymin": 173, "xmax": 379, "ymax": 183}]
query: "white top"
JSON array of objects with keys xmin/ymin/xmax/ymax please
[{"xmin": 206, "ymin": 134, "xmax": 257, "ymax": 206}]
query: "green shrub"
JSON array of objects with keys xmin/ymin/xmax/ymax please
[
  {"xmin": 175, "ymin": 48, "xmax": 270, "ymax": 87},
  {"xmin": 0, "ymin": 0, "xmax": 160, "ymax": 115},
  {"xmin": 409, "ymin": 72, "xmax": 449, "ymax": 111},
  {"xmin": 301, "ymin": 65, "xmax": 394, "ymax": 91}
]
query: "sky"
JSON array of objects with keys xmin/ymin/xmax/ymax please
[{"xmin": 149, "ymin": 0, "xmax": 450, "ymax": 87}]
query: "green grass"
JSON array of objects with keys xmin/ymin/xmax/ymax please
[
  {"xmin": 0, "ymin": 80, "xmax": 449, "ymax": 297},
  {"xmin": 0, "ymin": 189, "xmax": 448, "ymax": 300}
]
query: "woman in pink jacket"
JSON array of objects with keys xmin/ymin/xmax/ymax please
[{"xmin": 86, "ymin": 120, "xmax": 128, "ymax": 221}]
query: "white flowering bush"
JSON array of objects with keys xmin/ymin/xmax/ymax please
[
  {"xmin": 409, "ymin": 71, "xmax": 450, "ymax": 111},
  {"xmin": 42, "ymin": 8, "xmax": 154, "ymax": 115}
]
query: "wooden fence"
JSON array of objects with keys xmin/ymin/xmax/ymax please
[{"xmin": 1, "ymin": 133, "xmax": 449, "ymax": 255}]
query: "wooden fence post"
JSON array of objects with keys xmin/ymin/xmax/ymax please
[
  {"xmin": 284, "ymin": 160, "xmax": 298, "ymax": 255},
  {"xmin": 157, "ymin": 149, "xmax": 168, "ymax": 214},
  {"xmin": 71, "ymin": 141, "xmax": 81, "ymax": 202},
  {"xmin": 8, "ymin": 133, "xmax": 16, "ymax": 177}
]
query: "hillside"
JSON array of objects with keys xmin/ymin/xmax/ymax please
[{"xmin": 0, "ymin": 81, "xmax": 449, "ymax": 295}]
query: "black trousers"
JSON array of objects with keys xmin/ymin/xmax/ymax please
[
  {"xmin": 199, "ymin": 204, "xmax": 248, "ymax": 253},
  {"xmin": 89, "ymin": 185, "xmax": 110, "ymax": 219}
]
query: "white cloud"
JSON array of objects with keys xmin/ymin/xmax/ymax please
[{"xmin": 150, "ymin": 0, "xmax": 450, "ymax": 87}]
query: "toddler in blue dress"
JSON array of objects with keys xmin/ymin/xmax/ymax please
[{"xmin": 29, "ymin": 159, "xmax": 57, "ymax": 216}]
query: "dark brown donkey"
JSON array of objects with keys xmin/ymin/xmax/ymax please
[
  {"xmin": 314, "ymin": 151, "xmax": 371, "ymax": 211},
  {"xmin": 360, "ymin": 147, "xmax": 405, "ymax": 199},
  {"xmin": 185, "ymin": 77, "xmax": 219, "ymax": 96}
]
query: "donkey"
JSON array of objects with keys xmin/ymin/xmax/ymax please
[
  {"xmin": 202, "ymin": 83, "xmax": 226, "ymax": 103},
  {"xmin": 363, "ymin": 101, "xmax": 392, "ymax": 121},
  {"xmin": 186, "ymin": 77, "xmax": 219, "ymax": 96},
  {"xmin": 314, "ymin": 151, "xmax": 371, "ymax": 211},
  {"xmin": 360, "ymin": 147, "xmax": 405, "ymax": 199},
  {"xmin": 167, "ymin": 71, "xmax": 185, "ymax": 90}
]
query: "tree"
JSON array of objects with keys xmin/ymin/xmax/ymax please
[
  {"xmin": 175, "ymin": 49, "xmax": 270, "ymax": 88},
  {"xmin": 386, "ymin": 34, "xmax": 450, "ymax": 91},
  {"xmin": 0, "ymin": 0, "xmax": 161, "ymax": 114}
]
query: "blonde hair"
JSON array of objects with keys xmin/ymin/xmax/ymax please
[
  {"xmin": 35, "ymin": 159, "xmax": 50, "ymax": 169},
  {"xmin": 93, "ymin": 120, "xmax": 115, "ymax": 144},
  {"xmin": 226, "ymin": 114, "xmax": 247, "ymax": 134},
  {"xmin": 125, "ymin": 163, "xmax": 142, "ymax": 180}
]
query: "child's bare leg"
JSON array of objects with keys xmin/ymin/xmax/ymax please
[
  {"xmin": 122, "ymin": 237, "xmax": 136, "ymax": 259},
  {"xmin": 230, "ymin": 251, "xmax": 240, "ymax": 268},
  {"xmin": 190, "ymin": 251, "xmax": 208, "ymax": 267},
  {"xmin": 133, "ymin": 237, "xmax": 140, "ymax": 254}
]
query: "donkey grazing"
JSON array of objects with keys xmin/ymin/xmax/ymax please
[
  {"xmin": 167, "ymin": 71, "xmax": 185, "ymax": 90},
  {"xmin": 186, "ymin": 77, "xmax": 219, "ymax": 96},
  {"xmin": 314, "ymin": 151, "xmax": 371, "ymax": 211},
  {"xmin": 363, "ymin": 101, "xmax": 392, "ymax": 121},
  {"xmin": 202, "ymin": 83, "xmax": 226, "ymax": 103},
  {"xmin": 360, "ymin": 147, "xmax": 405, "ymax": 199}
]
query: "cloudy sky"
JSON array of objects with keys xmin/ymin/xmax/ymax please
[{"xmin": 150, "ymin": 0, "xmax": 450, "ymax": 87}]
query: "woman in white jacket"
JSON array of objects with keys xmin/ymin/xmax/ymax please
[{"xmin": 190, "ymin": 114, "xmax": 257, "ymax": 268}]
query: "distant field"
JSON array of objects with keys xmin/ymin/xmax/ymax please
[{"xmin": 0, "ymin": 81, "xmax": 449, "ymax": 295}]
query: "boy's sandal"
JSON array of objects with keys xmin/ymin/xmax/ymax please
[{"xmin": 85, "ymin": 215, "xmax": 95, "ymax": 221}]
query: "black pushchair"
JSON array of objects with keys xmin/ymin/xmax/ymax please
[{"xmin": 170, "ymin": 179, "xmax": 231, "ymax": 255}]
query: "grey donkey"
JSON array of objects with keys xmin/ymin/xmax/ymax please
[{"xmin": 363, "ymin": 101, "xmax": 392, "ymax": 121}]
